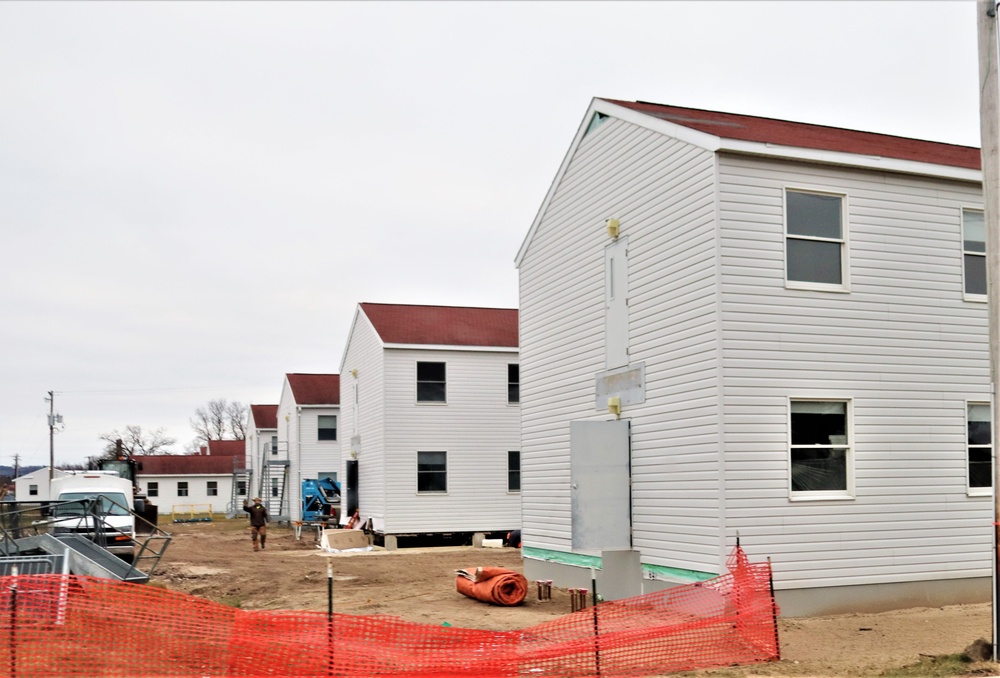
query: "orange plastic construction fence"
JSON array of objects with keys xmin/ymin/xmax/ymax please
[{"xmin": 0, "ymin": 546, "xmax": 778, "ymax": 677}]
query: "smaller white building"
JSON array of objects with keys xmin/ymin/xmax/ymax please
[
  {"xmin": 247, "ymin": 404, "xmax": 278, "ymax": 503},
  {"xmin": 275, "ymin": 373, "xmax": 341, "ymax": 523},
  {"xmin": 339, "ymin": 303, "xmax": 521, "ymax": 547},
  {"xmin": 136, "ymin": 455, "xmax": 240, "ymax": 516},
  {"xmin": 14, "ymin": 467, "xmax": 68, "ymax": 501}
]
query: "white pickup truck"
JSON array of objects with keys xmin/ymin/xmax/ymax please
[{"xmin": 50, "ymin": 472, "xmax": 136, "ymax": 561}]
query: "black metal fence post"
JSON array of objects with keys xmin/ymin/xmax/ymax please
[{"xmin": 591, "ymin": 568, "xmax": 601, "ymax": 678}]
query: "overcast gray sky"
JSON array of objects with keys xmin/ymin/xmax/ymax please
[{"xmin": 0, "ymin": 1, "xmax": 981, "ymax": 467}]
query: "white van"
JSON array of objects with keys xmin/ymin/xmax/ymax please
[{"xmin": 50, "ymin": 473, "xmax": 136, "ymax": 561}]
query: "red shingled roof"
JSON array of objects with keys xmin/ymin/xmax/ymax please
[
  {"xmin": 138, "ymin": 455, "xmax": 238, "ymax": 475},
  {"xmin": 360, "ymin": 303, "xmax": 519, "ymax": 347},
  {"xmin": 287, "ymin": 373, "xmax": 340, "ymax": 405},
  {"xmin": 250, "ymin": 404, "xmax": 278, "ymax": 430},
  {"xmin": 206, "ymin": 440, "xmax": 245, "ymax": 457},
  {"xmin": 602, "ymin": 100, "xmax": 981, "ymax": 171}
]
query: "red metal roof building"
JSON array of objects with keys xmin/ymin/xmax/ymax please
[
  {"xmin": 360, "ymin": 302, "xmax": 518, "ymax": 347},
  {"xmin": 286, "ymin": 373, "xmax": 340, "ymax": 405}
]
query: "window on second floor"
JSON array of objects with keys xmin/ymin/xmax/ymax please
[
  {"xmin": 785, "ymin": 189, "xmax": 847, "ymax": 289},
  {"xmin": 963, "ymin": 208, "xmax": 986, "ymax": 298},
  {"xmin": 177, "ymin": 481, "xmax": 189, "ymax": 498},
  {"xmin": 237, "ymin": 480, "xmax": 246, "ymax": 496},
  {"xmin": 508, "ymin": 364, "xmax": 520, "ymax": 404},
  {"xmin": 318, "ymin": 415, "xmax": 337, "ymax": 441},
  {"xmin": 206, "ymin": 481, "xmax": 218, "ymax": 497},
  {"xmin": 147, "ymin": 482, "xmax": 159, "ymax": 497},
  {"xmin": 417, "ymin": 362, "xmax": 446, "ymax": 403},
  {"xmin": 28, "ymin": 484, "xmax": 37, "ymax": 496},
  {"xmin": 968, "ymin": 402, "xmax": 992, "ymax": 494},
  {"xmin": 270, "ymin": 435, "xmax": 278, "ymax": 456}
]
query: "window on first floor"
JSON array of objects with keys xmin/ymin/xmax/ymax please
[
  {"xmin": 968, "ymin": 402, "xmax": 992, "ymax": 493},
  {"xmin": 318, "ymin": 415, "xmax": 337, "ymax": 441},
  {"xmin": 177, "ymin": 481, "xmax": 189, "ymax": 498},
  {"xmin": 207, "ymin": 481, "xmax": 218, "ymax": 497},
  {"xmin": 964, "ymin": 208, "xmax": 986, "ymax": 298},
  {"xmin": 789, "ymin": 399, "xmax": 852, "ymax": 499},
  {"xmin": 28, "ymin": 484, "xmax": 37, "ymax": 496},
  {"xmin": 417, "ymin": 362, "xmax": 446, "ymax": 402},
  {"xmin": 785, "ymin": 189, "xmax": 846, "ymax": 289},
  {"xmin": 417, "ymin": 451, "xmax": 447, "ymax": 493},
  {"xmin": 147, "ymin": 482, "xmax": 159, "ymax": 498},
  {"xmin": 271, "ymin": 477, "xmax": 279, "ymax": 497},
  {"xmin": 507, "ymin": 451, "xmax": 520, "ymax": 492},
  {"xmin": 508, "ymin": 364, "xmax": 520, "ymax": 404}
]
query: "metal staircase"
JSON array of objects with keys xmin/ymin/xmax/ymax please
[{"xmin": 0, "ymin": 498, "xmax": 171, "ymax": 584}]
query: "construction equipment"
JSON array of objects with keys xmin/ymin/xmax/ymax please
[
  {"xmin": 94, "ymin": 439, "xmax": 159, "ymax": 532},
  {"xmin": 301, "ymin": 478, "xmax": 340, "ymax": 524}
]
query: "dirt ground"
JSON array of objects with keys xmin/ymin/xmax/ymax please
[{"xmin": 149, "ymin": 518, "xmax": 1000, "ymax": 678}]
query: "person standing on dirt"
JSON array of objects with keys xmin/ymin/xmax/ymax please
[{"xmin": 243, "ymin": 497, "xmax": 269, "ymax": 551}]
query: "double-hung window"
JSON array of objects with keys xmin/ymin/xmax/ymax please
[
  {"xmin": 785, "ymin": 189, "xmax": 847, "ymax": 289},
  {"xmin": 207, "ymin": 481, "xmax": 218, "ymax": 497},
  {"xmin": 417, "ymin": 451, "xmax": 447, "ymax": 493},
  {"xmin": 963, "ymin": 209, "xmax": 986, "ymax": 298},
  {"xmin": 270, "ymin": 435, "xmax": 278, "ymax": 456},
  {"xmin": 318, "ymin": 415, "xmax": 337, "ymax": 441},
  {"xmin": 147, "ymin": 482, "xmax": 158, "ymax": 497},
  {"xmin": 508, "ymin": 364, "xmax": 520, "ymax": 404},
  {"xmin": 968, "ymin": 402, "xmax": 992, "ymax": 494},
  {"xmin": 417, "ymin": 362, "xmax": 446, "ymax": 403},
  {"xmin": 507, "ymin": 451, "xmax": 521, "ymax": 492},
  {"xmin": 177, "ymin": 481, "xmax": 189, "ymax": 498},
  {"xmin": 789, "ymin": 399, "xmax": 853, "ymax": 499}
]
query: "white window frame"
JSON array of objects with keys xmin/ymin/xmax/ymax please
[
  {"xmin": 507, "ymin": 451, "xmax": 521, "ymax": 493},
  {"xmin": 177, "ymin": 481, "xmax": 189, "ymax": 498},
  {"xmin": 28, "ymin": 484, "xmax": 38, "ymax": 496},
  {"xmin": 508, "ymin": 364, "xmax": 520, "ymax": 405},
  {"xmin": 962, "ymin": 207, "xmax": 987, "ymax": 302},
  {"xmin": 784, "ymin": 187, "xmax": 850, "ymax": 293},
  {"xmin": 270, "ymin": 435, "xmax": 278, "ymax": 456},
  {"xmin": 317, "ymin": 415, "xmax": 337, "ymax": 442},
  {"xmin": 788, "ymin": 397, "xmax": 855, "ymax": 501},
  {"xmin": 206, "ymin": 481, "xmax": 218, "ymax": 497},
  {"xmin": 416, "ymin": 361, "xmax": 447, "ymax": 404},
  {"xmin": 967, "ymin": 400, "xmax": 993, "ymax": 497},
  {"xmin": 416, "ymin": 451, "xmax": 448, "ymax": 494}
]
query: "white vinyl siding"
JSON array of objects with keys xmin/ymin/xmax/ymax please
[
  {"xmin": 381, "ymin": 347, "xmax": 521, "ymax": 534},
  {"xmin": 339, "ymin": 311, "xmax": 388, "ymax": 527},
  {"xmin": 135, "ymin": 474, "xmax": 232, "ymax": 514},
  {"xmin": 518, "ymin": 116, "xmax": 721, "ymax": 572},
  {"xmin": 718, "ymin": 153, "xmax": 988, "ymax": 589}
]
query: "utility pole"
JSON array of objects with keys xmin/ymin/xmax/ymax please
[{"xmin": 976, "ymin": 0, "xmax": 1000, "ymax": 658}]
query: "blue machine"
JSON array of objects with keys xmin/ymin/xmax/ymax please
[{"xmin": 301, "ymin": 478, "xmax": 341, "ymax": 523}]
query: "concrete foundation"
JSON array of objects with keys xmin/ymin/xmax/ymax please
[{"xmin": 526, "ymin": 556, "xmax": 992, "ymax": 617}]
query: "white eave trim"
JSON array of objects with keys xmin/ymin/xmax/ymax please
[
  {"xmin": 514, "ymin": 98, "xmax": 980, "ymax": 268},
  {"xmin": 383, "ymin": 343, "xmax": 519, "ymax": 353},
  {"xmin": 719, "ymin": 138, "xmax": 982, "ymax": 183}
]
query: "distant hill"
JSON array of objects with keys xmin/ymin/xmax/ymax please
[{"xmin": 3, "ymin": 466, "xmax": 44, "ymax": 479}]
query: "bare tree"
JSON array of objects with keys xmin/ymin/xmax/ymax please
[
  {"xmin": 227, "ymin": 400, "xmax": 248, "ymax": 440},
  {"xmin": 190, "ymin": 399, "xmax": 228, "ymax": 444},
  {"xmin": 98, "ymin": 425, "xmax": 177, "ymax": 456},
  {"xmin": 190, "ymin": 398, "xmax": 249, "ymax": 447}
]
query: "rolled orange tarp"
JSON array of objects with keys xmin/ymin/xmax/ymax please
[{"xmin": 455, "ymin": 566, "xmax": 527, "ymax": 606}]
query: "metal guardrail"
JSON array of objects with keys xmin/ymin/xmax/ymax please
[{"xmin": 0, "ymin": 498, "xmax": 171, "ymax": 583}]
